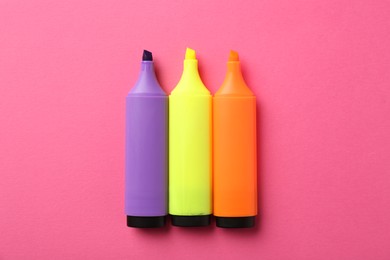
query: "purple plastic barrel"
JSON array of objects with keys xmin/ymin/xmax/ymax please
[{"xmin": 125, "ymin": 50, "xmax": 167, "ymax": 228}]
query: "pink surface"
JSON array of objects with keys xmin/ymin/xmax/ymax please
[{"xmin": 1, "ymin": 0, "xmax": 390, "ymax": 259}]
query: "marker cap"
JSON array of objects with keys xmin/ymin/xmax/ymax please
[
  {"xmin": 216, "ymin": 216, "xmax": 255, "ymax": 228},
  {"xmin": 127, "ymin": 216, "xmax": 166, "ymax": 228},
  {"xmin": 171, "ymin": 215, "xmax": 211, "ymax": 227}
]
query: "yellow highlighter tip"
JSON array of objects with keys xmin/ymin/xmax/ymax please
[
  {"xmin": 228, "ymin": 50, "xmax": 239, "ymax": 61},
  {"xmin": 185, "ymin": 48, "xmax": 196, "ymax": 60}
]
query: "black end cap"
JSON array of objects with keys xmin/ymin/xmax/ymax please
[
  {"xmin": 216, "ymin": 216, "xmax": 255, "ymax": 228},
  {"xmin": 171, "ymin": 215, "xmax": 211, "ymax": 227},
  {"xmin": 127, "ymin": 216, "xmax": 166, "ymax": 228},
  {"xmin": 142, "ymin": 50, "xmax": 153, "ymax": 61}
]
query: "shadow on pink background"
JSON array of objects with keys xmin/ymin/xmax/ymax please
[{"xmin": 1, "ymin": 0, "xmax": 389, "ymax": 259}]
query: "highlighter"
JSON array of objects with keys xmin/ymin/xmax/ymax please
[
  {"xmin": 125, "ymin": 50, "xmax": 168, "ymax": 228},
  {"xmin": 213, "ymin": 50, "xmax": 257, "ymax": 228},
  {"xmin": 169, "ymin": 48, "xmax": 212, "ymax": 227}
]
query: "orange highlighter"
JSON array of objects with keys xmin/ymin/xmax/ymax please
[{"xmin": 213, "ymin": 50, "xmax": 257, "ymax": 228}]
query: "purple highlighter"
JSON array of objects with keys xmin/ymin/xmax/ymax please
[{"xmin": 125, "ymin": 50, "xmax": 167, "ymax": 228}]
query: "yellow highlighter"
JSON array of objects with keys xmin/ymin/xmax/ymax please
[{"xmin": 169, "ymin": 48, "xmax": 212, "ymax": 227}]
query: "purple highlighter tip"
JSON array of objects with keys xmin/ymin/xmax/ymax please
[{"xmin": 142, "ymin": 50, "xmax": 153, "ymax": 61}]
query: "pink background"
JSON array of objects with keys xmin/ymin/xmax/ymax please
[{"xmin": 1, "ymin": 0, "xmax": 390, "ymax": 259}]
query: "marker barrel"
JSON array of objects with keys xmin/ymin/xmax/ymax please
[
  {"xmin": 125, "ymin": 59, "xmax": 168, "ymax": 228},
  {"xmin": 213, "ymin": 56, "xmax": 257, "ymax": 228}
]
